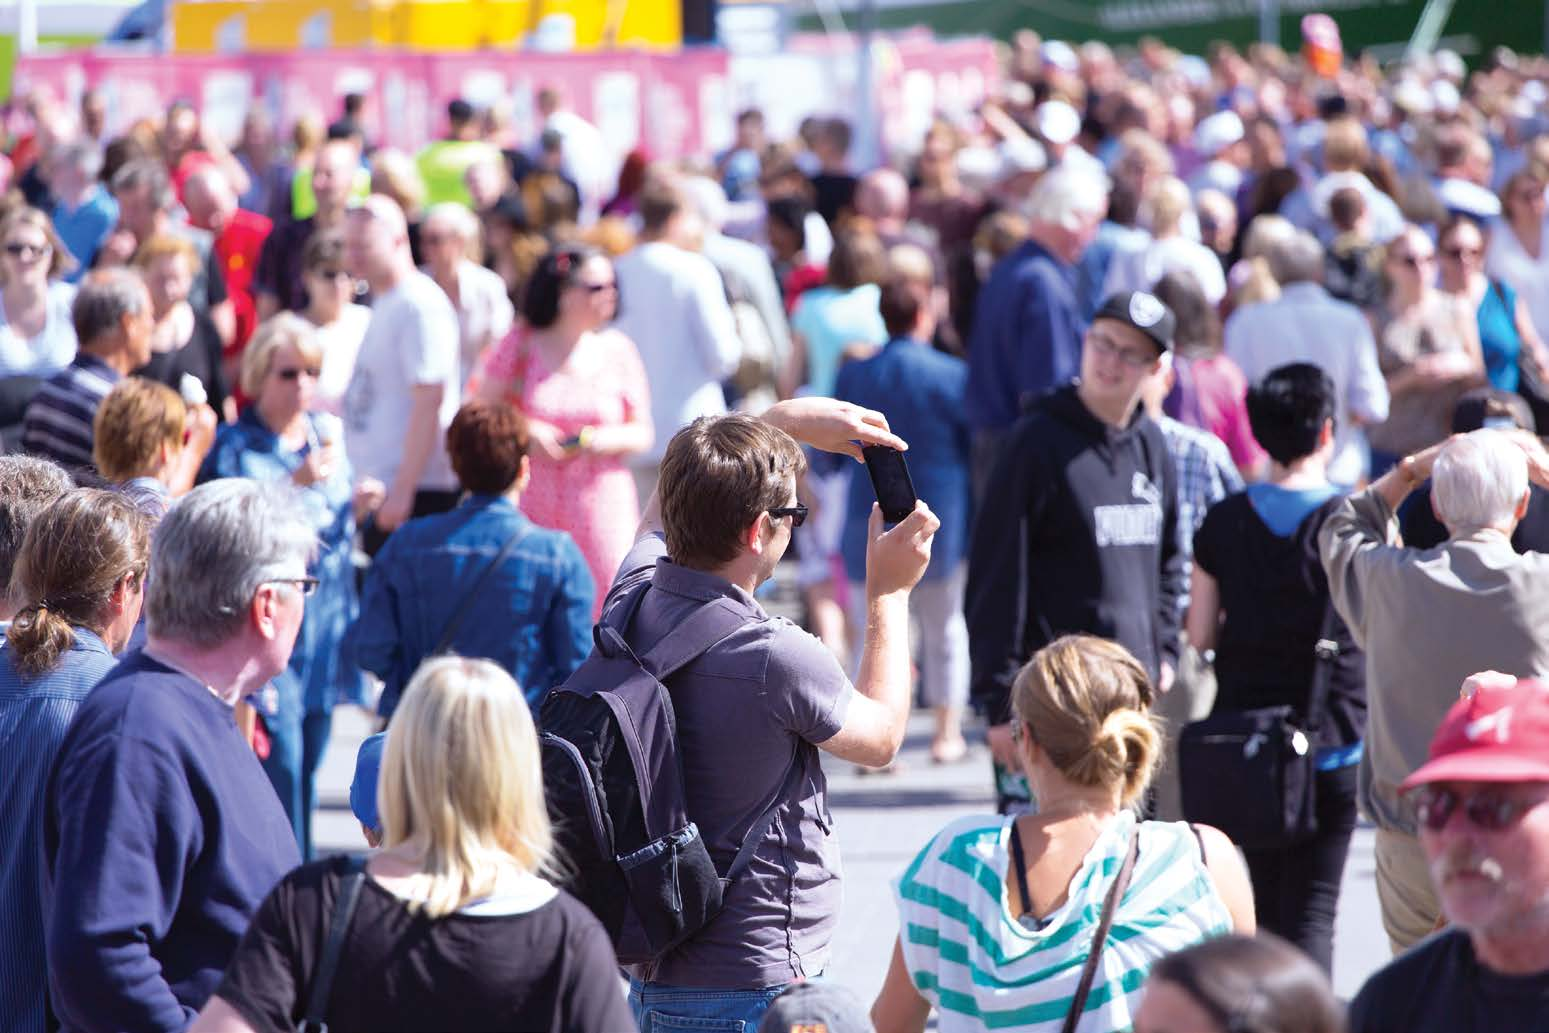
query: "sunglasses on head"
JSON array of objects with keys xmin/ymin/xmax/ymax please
[
  {"xmin": 274, "ymin": 366, "xmax": 321, "ymax": 381},
  {"xmin": 1413, "ymin": 785, "xmax": 1540, "ymax": 832}
]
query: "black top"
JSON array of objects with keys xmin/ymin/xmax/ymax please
[
  {"xmin": 254, "ymin": 216, "xmax": 317, "ymax": 313},
  {"xmin": 1348, "ymin": 929, "xmax": 1549, "ymax": 1033},
  {"xmin": 809, "ymin": 171, "xmax": 858, "ymax": 227},
  {"xmin": 966, "ymin": 384, "xmax": 1185, "ymax": 723},
  {"xmin": 215, "ymin": 860, "xmax": 634, "ymax": 1033},
  {"xmin": 1398, "ymin": 481, "xmax": 1549, "ymax": 553},
  {"xmin": 136, "ymin": 310, "xmax": 229, "ymax": 416},
  {"xmin": 1193, "ymin": 493, "xmax": 1366, "ymax": 750}
]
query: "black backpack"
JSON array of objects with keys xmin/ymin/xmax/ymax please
[{"xmin": 539, "ymin": 584, "xmax": 791, "ymax": 966}]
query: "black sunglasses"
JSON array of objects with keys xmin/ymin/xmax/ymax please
[
  {"xmin": 3, "ymin": 241, "xmax": 48, "ymax": 259},
  {"xmin": 274, "ymin": 367, "xmax": 321, "ymax": 381},
  {"xmin": 1413, "ymin": 786, "xmax": 1539, "ymax": 832},
  {"xmin": 768, "ymin": 504, "xmax": 809, "ymax": 528}
]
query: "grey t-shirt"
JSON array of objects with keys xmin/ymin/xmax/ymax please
[{"xmin": 609, "ymin": 534, "xmax": 855, "ymax": 988}]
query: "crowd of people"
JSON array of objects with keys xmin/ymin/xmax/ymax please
[{"xmin": 5, "ymin": 17, "xmax": 1549, "ymax": 1032}]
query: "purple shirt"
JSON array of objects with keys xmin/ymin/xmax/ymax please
[{"xmin": 609, "ymin": 535, "xmax": 854, "ymax": 988}]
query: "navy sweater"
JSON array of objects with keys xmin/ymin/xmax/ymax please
[{"xmin": 42, "ymin": 650, "xmax": 299, "ymax": 1033}]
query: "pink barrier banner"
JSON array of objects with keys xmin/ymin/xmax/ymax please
[{"xmin": 12, "ymin": 47, "xmax": 733, "ymax": 159}]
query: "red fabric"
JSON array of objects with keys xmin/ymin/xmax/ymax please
[
  {"xmin": 172, "ymin": 150, "xmax": 220, "ymax": 200},
  {"xmin": 782, "ymin": 263, "xmax": 827, "ymax": 315},
  {"xmin": 216, "ymin": 207, "xmax": 273, "ymax": 356}
]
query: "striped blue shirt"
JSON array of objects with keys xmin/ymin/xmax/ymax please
[
  {"xmin": 20, "ymin": 351, "xmax": 120, "ymax": 471},
  {"xmin": 0, "ymin": 627, "xmax": 116, "ymax": 1033}
]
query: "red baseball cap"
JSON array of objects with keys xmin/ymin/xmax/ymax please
[{"xmin": 1401, "ymin": 679, "xmax": 1549, "ymax": 792}]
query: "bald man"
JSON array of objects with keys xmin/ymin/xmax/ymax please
[
  {"xmin": 183, "ymin": 167, "xmax": 271, "ymax": 355},
  {"xmin": 341, "ymin": 195, "xmax": 462, "ymax": 551}
]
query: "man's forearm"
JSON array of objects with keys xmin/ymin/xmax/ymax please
[{"xmin": 853, "ymin": 592, "xmax": 912, "ymax": 750}]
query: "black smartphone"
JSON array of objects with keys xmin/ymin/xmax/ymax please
[{"xmin": 863, "ymin": 445, "xmax": 917, "ymax": 523}]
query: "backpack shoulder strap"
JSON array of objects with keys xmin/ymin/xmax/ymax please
[{"xmin": 638, "ymin": 596, "xmax": 747, "ymax": 680}]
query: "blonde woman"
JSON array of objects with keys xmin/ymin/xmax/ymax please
[
  {"xmin": 873, "ymin": 636, "xmax": 1254, "ymax": 1033},
  {"xmin": 188, "ymin": 657, "xmax": 633, "ymax": 1033}
]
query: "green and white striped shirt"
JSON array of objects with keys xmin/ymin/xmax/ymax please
[{"xmin": 895, "ymin": 810, "xmax": 1232, "ymax": 1032}]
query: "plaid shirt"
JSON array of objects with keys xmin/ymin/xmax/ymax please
[{"xmin": 1158, "ymin": 415, "xmax": 1244, "ymax": 614}]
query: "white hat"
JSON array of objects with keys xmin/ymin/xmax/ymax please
[
  {"xmin": 1041, "ymin": 40, "xmax": 1078, "ymax": 73},
  {"xmin": 1432, "ymin": 80, "xmax": 1462, "ymax": 114},
  {"xmin": 1036, "ymin": 100, "xmax": 1081, "ymax": 146},
  {"xmin": 1193, "ymin": 110, "xmax": 1244, "ymax": 157},
  {"xmin": 1437, "ymin": 178, "xmax": 1503, "ymax": 220},
  {"xmin": 999, "ymin": 136, "xmax": 1048, "ymax": 176},
  {"xmin": 1392, "ymin": 79, "xmax": 1434, "ymax": 115},
  {"xmin": 1435, "ymin": 49, "xmax": 1466, "ymax": 82}
]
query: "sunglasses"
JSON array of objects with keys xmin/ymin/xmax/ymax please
[
  {"xmin": 3, "ymin": 241, "xmax": 48, "ymax": 260},
  {"xmin": 574, "ymin": 280, "xmax": 617, "ymax": 294},
  {"xmin": 1391, "ymin": 253, "xmax": 1434, "ymax": 268},
  {"xmin": 1441, "ymin": 246, "xmax": 1483, "ymax": 261},
  {"xmin": 274, "ymin": 366, "xmax": 321, "ymax": 381},
  {"xmin": 1413, "ymin": 786, "xmax": 1542, "ymax": 832},
  {"xmin": 768, "ymin": 504, "xmax": 809, "ymax": 528},
  {"xmin": 311, "ymin": 268, "xmax": 353, "ymax": 281}
]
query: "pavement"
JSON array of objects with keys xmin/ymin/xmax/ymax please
[{"xmin": 312, "ymin": 705, "xmax": 1390, "ymax": 1006}]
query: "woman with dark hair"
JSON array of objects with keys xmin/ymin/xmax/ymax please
[
  {"xmin": 1186, "ymin": 363, "xmax": 1367, "ymax": 973},
  {"xmin": 355, "ymin": 401, "xmax": 594, "ymax": 720},
  {"xmin": 473, "ymin": 245, "xmax": 649, "ymax": 617},
  {"xmin": 0, "ymin": 488, "xmax": 150, "ymax": 1031},
  {"xmin": 1135, "ymin": 933, "xmax": 1346, "ymax": 1033},
  {"xmin": 301, "ymin": 230, "xmax": 369, "ymax": 417},
  {"xmin": 1437, "ymin": 214, "xmax": 1549, "ymax": 393},
  {"xmin": 1153, "ymin": 270, "xmax": 1264, "ymax": 476}
]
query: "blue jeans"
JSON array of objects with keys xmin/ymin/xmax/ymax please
[
  {"xmin": 629, "ymin": 979, "xmax": 787, "ymax": 1032},
  {"xmin": 260, "ymin": 676, "xmax": 335, "ymax": 860}
]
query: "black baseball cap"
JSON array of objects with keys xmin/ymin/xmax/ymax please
[{"xmin": 1093, "ymin": 290, "xmax": 1176, "ymax": 355}]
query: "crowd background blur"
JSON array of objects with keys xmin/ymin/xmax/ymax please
[{"xmin": 9, "ymin": 12, "xmax": 1549, "ymax": 1030}]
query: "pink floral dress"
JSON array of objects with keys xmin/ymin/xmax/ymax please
[{"xmin": 481, "ymin": 326, "xmax": 649, "ymax": 617}]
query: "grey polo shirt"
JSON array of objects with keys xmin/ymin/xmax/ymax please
[{"xmin": 608, "ymin": 534, "xmax": 855, "ymax": 988}]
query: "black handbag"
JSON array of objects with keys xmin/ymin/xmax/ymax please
[{"xmin": 1178, "ymin": 601, "xmax": 1340, "ymax": 850}]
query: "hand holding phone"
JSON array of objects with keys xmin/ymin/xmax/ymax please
[{"xmin": 863, "ymin": 445, "xmax": 917, "ymax": 523}]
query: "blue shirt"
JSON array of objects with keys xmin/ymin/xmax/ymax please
[
  {"xmin": 199, "ymin": 408, "xmax": 363, "ymax": 713},
  {"xmin": 833, "ymin": 336, "xmax": 972, "ymax": 583},
  {"xmin": 0, "ymin": 627, "xmax": 116, "ymax": 1033},
  {"xmin": 355, "ymin": 495, "xmax": 595, "ymax": 717},
  {"xmin": 51, "ymin": 186, "xmax": 119, "ymax": 282},
  {"xmin": 789, "ymin": 284, "xmax": 887, "ymax": 398},
  {"xmin": 1478, "ymin": 279, "xmax": 1523, "ymax": 392},
  {"xmin": 20, "ymin": 350, "xmax": 120, "ymax": 471},
  {"xmin": 42, "ymin": 650, "xmax": 300, "ymax": 1032},
  {"xmin": 965, "ymin": 239, "xmax": 1086, "ymax": 431}
]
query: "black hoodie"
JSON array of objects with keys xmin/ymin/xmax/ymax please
[{"xmin": 967, "ymin": 383, "xmax": 1185, "ymax": 723}]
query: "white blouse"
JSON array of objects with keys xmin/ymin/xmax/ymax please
[
  {"xmin": 0, "ymin": 281, "xmax": 78, "ymax": 378},
  {"xmin": 1485, "ymin": 218, "xmax": 1549, "ymax": 341}
]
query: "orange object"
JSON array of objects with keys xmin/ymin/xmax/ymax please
[{"xmin": 1301, "ymin": 13, "xmax": 1342, "ymax": 78}]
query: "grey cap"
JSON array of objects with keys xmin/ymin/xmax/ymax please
[{"xmin": 757, "ymin": 981, "xmax": 872, "ymax": 1033}]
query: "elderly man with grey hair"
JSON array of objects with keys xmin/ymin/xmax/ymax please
[
  {"xmin": 1225, "ymin": 229, "xmax": 1389, "ymax": 486},
  {"xmin": 1321, "ymin": 428, "xmax": 1549, "ymax": 955},
  {"xmin": 21, "ymin": 267, "xmax": 154, "ymax": 470},
  {"xmin": 40, "ymin": 479, "xmax": 311, "ymax": 1032},
  {"xmin": 964, "ymin": 164, "xmax": 1107, "ymax": 499}
]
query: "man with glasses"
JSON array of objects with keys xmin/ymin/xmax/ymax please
[
  {"xmin": 41, "ymin": 479, "xmax": 313, "ymax": 1031},
  {"xmin": 610, "ymin": 398, "xmax": 938, "ymax": 1031},
  {"xmin": 1349, "ymin": 675, "xmax": 1549, "ymax": 1032},
  {"xmin": 967, "ymin": 290, "xmax": 1186, "ymax": 813},
  {"xmin": 1321, "ymin": 428, "xmax": 1549, "ymax": 953}
]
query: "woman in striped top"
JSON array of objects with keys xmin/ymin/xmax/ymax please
[{"xmin": 873, "ymin": 635, "xmax": 1256, "ymax": 1033}]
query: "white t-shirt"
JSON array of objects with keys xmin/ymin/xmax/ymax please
[
  {"xmin": 612, "ymin": 242, "xmax": 741, "ymax": 464},
  {"xmin": 0, "ymin": 281, "xmax": 78, "ymax": 378},
  {"xmin": 342, "ymin": 271, "xmax": 461, "ymax": 491},
  {"xmin": 419, "ymin": 260, "xmax": 514, "ymax": 389},
  {"xmin": 312, "ymin": 303, "xmax": 372, "ymax": 418}
]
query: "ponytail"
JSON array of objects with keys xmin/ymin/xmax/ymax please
[{"xmin": 6, "ymin": 602, "xmax": 79, "ymax": 677}]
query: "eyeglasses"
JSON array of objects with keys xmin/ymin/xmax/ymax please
[
  {"xmin": 1413, "ymin": 785, "xmax": 1543, "ymax": 832},
  {"xmin": 767, "ymin": 504, "xmax": 809, "ymax": 528},
  {"xmin": 311, "ymin": 267, "xmax": 353, "ymax": 282},
  {"xmin": 263, "ymin": 576, "xmax": 320, "ymax": 597},
  {"xmin": 3, "ymin": 241, "xmax": 48, "ymax": 261},
  {"xmin": 274, "ymin": 367, "xmax": 321, "ymax": 381},
  {"xmin": 1441, "ymin": 246, "xmax": 1483, "ymax": 261},
  {"xmin": 574, "ymin": 280, "xmax": 617, "ymax": 294},
  {"xmin": 1087, "ymin": 330, "xmax": 1158, "ymax": 369}
]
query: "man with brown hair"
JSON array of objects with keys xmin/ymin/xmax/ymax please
[{"xmin": 613, "ymin": 397, "xmax": 938, "ymax": 1030}]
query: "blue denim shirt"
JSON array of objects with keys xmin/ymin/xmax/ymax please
[
  {"xmin": 0, "ymin": 627, "xmax": 117, "ymax": 1033},
  {"xmin": 833, "ymin": 336, "xmax": 972, "ymax": 583},
  {"xmin": 199, "ymin": 408, "xmax": 363, "ymax": 713},
  {"xmin": 355, "ymin": 495, "xmax": 595, "ymax": 717}
]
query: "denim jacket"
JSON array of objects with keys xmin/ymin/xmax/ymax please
[{"xmin": 355, "ymin": 495, "xmax": 595, "ymax": 717}]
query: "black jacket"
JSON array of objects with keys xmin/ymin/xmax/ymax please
[{"xmin": 967, "ymin": 384, "xmax": 1185, "ymax": 723}]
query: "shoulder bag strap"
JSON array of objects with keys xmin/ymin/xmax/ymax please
[
  {"xmin": 300, "ymin": 855, "xmax": 368, "ymax": 1033},
  {"xmin": 1305, "ymin": 596, "xmax": 1342, "ymax": 737},
  {"xmin": 1060, "ymin": 827, "xmax": 1141, "ymax": 1033},
  {"xmin": 433, "ymin": 524, "xmax": 534, "ymax": 655}
]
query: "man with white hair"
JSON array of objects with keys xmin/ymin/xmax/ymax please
[
  {"xmin": 1321, "ymin": 429, "xmax": 1549, "ymax": 954},
  {"xmin": 1225, "ymin": 230, "xmax": 1389, "ymax": 486},
  {"xmin": 41, "ymin": 480, "xmax": 311, "ymax": 1031},
  {"xmin": 965, "ymin": 165, "xmax": 1107, "ymax": 498},
  {"xmin": 343, "ymin": 194, "xmax": 462, "ymax": 552}
]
